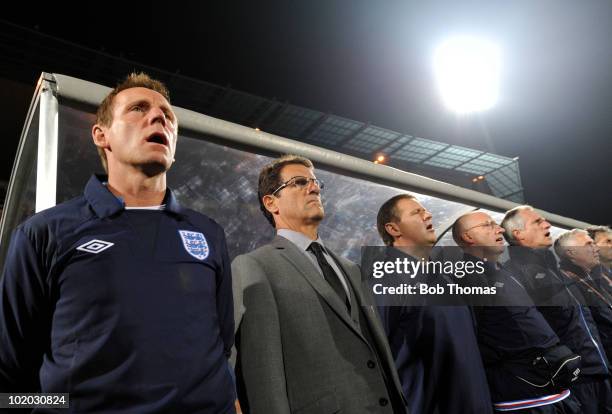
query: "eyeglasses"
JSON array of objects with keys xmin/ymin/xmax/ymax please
[
  {"xmin": 464, "ymin": 220, "xmax": 500, "ymax": 233},
  {"xmin": 271, "ymin": 176, "xmax": 324, "ymax": 196}
]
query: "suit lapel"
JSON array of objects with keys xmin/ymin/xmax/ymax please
[
  {"xmin": 329, "ymin": 250, "xmax": 387, "ymax": 342},
  {"xmin": 272, "ymin": 236, "xmax": 365, "ymax": 339}
]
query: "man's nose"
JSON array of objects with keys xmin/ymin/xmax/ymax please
[
  {"xmin": 149, "ymin": 107, "xmax": 167, "ymax": 126},
  {"xmin": 307, "ymin": 179, "xmax": 321, "ymax": 193}
]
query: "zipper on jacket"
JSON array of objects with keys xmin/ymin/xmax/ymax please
[{"xmin": 570, "ymin": 289, "xmax": 609, "ymax": 370}]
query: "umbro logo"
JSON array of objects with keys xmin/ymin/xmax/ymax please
[{"xmin": 76, "ymin": 239, "xmax": 114, "ymax": 254}]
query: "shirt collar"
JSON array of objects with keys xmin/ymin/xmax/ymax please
[
  {"xmin": 84, "ymin": 174, "xmax": 186, "ymax": 219},
  {"xmin": 277, "ymin": 228, "xmax": 326, "ymax": 253},
  {"xmin": 163, "ymin": 188, "xmax": 185, "ymax": 217}
]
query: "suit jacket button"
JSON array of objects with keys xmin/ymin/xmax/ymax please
[
  {"xmin": 367, "ymin": 360, "xmax": 376, "ymax": 369},
  {"xmin": 379, "ymin": 398, "xmax": 388, "ymax": 406}
]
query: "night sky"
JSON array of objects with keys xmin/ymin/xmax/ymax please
[{"xmin": 1, "ymin": 1, "xmax": 610, "ymax": 224}]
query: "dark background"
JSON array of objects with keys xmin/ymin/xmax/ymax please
[{"xmin": 1, "ymin": 1, "xmax": 610, "ymax": 224}]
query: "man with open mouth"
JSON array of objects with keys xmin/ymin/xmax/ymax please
[
  {"xmin": 375, "ymin": 194, "xmax": 492, "ymax": 414},
  {"xmin": 0, "ymin": 73, "xmax": 236, "ymax": 413},
  {"xmin": 502, "ymin": 206, "xmax": 612, "ymax": 414},
  {"xmin": 454, "ymin": 211, "xmax": 582, "ymax": 413}
]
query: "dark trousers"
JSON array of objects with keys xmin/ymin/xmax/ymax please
[{"xmin": 570, "ymin": 378, "xmax": 612, "ymax": 414}]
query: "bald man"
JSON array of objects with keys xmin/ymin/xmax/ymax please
[{"xmin": 453, "ymin": 211, "xmax": 580, "ymax": 413}]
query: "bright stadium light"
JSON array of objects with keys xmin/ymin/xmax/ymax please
[{"xmin": 433, "ymin": 36, "xmax": 500, "ymax": 114}]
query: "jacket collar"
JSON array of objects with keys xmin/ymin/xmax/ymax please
[
  {"xmin": 509, "ymin": 246, "xmax": 558, "ymax": 269},
  {"xmin": 463, "ymin": 252, "xmax": 499, "ymax": 274},
  {"xmin": 270, "ymin": 236, "xmax": 364, "ymax": 327},
  {"xmin": 84, "ymin": 174, "xmax": 186, "ymax": 219},
  {"xmin": 559, "ymin": 258, "xmax": 592, "ymax": 280},
  {"xmin": 385, "ymin": 246, "xmax": 419, "ymax": 262}
]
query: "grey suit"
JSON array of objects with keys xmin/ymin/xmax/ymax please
[{"xmin": 233, "ymin": 235, "xmax": 406, "ymax": 414}]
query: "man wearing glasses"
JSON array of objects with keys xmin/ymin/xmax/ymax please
[
  {"xmin": 232, "ymin": 155, "xmax": 406, "ymax": 414},
  {"xmin": 453, "ymin": 211, "xmax": 581, "ymax": 413}
]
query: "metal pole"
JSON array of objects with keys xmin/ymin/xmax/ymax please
[{"xmin": 35, "ymin": 77, "xmax": 59, "ymax": 212}]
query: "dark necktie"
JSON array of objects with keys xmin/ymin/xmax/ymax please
[{"xmin": 308, "ymin": 242, "xmax": 350, "ymax": 312}]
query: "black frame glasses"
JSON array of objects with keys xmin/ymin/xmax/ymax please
[{"xmin": 271, "ymin": 176, "xmax": 324, "ymax": 196}]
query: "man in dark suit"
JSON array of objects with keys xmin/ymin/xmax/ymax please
[
  {"xmin": 232, "ymin": 155, "xmax": 406, "ymax": 414},
  {"xmin": 376, "ymin": 194, "xmax": 492, "ymax": 414}
]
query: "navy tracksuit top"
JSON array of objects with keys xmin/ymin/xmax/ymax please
[{"xmin": 0, "ymin": 175, "xmax": 236, "ymax": 413}]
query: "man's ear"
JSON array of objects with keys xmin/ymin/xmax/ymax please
[
  {"xmin": 461, "ymin": 231, "xmax": 474, "ymax": 246},
  {"xmin": 385, "ymin": 222, "xmax": 401, "ymax": 239},
  {"xmin": 262, "ymin": 195, "xmax": 279, "ymax": 216},
  {"xmin": 92, "ymin": 124, "xmax": 109, "ymax": 150},
  {"xmin": 512, "ymin": 229, "xmax": 523, "ymax": 242}
]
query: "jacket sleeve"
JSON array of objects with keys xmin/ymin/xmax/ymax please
[
  {"xmin": 232, "ymin": 254, "xmax": 290, "ymax": 414},
  {"xmin": 0, "ymin": 227, "xmax": 50, "ymax": 392},
  {"xmin": 216, "ymin": 226, "xmax": 235, "ymax": 358}
]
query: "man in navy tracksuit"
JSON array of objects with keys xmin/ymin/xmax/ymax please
[
  {"xmin": 453, "ymin": 211, "xmax": 582, "ymax": 413},
  {"xmin": 502, "ymin": 206, "xmax": 612, "ymax": 414},
  {"xmin": 376, "ymin": 194, "xmax": 492, "ymax": 414},
  {"xmin": 556, "ymin": 229, "xmax": 612, "ymax": 382},
  {"xmin": 587, "ymin": 225, "xmax": 612, "ymax": 296},
  {"xmin": 0, "ymin": 74, "xmax": 236, "ymax": 413}
]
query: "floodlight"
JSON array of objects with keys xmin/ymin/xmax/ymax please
[{"xmin": 433, "ymin": 36, "xmax": 500, "ymax": 113}]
